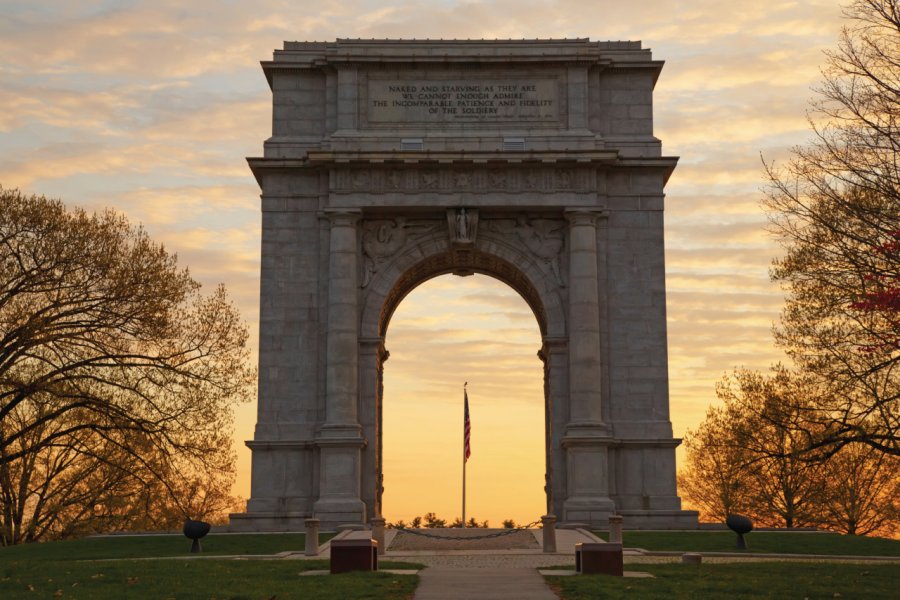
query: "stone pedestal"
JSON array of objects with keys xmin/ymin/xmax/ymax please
[
  {"xmin": 608, "ymin": 515, "xmax": 623, "ymax": 544},
  {"xmin": 541, "ymin": 514, "xmax": 557, "ymax": 553},
  {"xmin": 305, "ymin": 518, "xmax": 320, "ymax": 556}
]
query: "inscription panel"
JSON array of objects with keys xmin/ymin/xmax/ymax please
[{"xmin": 367, "ymin": 78, "xmax": 559, "ymax": 123}]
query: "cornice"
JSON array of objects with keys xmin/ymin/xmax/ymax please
[{"xmin": 246, "ymin": 152, "xmax": 678, "ymax": 186}]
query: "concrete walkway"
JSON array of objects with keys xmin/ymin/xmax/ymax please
[
  {"xmin": 413, "ymin": 566, "xmax": 558, "ymax": 600},
  {"xmin": 382, "ymin": 528, "xmax": 602, "ymax": 599}
]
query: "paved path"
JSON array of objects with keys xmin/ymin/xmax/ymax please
[
  {"xmin": 387, "ymin": 528, "xmax": 602, "ymax": 599},
  {"xmin": 412, "ymin": 566, "xmax": 558, "ymax": 600}
]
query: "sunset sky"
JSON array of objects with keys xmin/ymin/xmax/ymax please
[{"xmin": 0, "ymin": 0, "xmax": 846, "ymax": 525}]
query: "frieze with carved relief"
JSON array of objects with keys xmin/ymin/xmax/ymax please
[{"xmin": 334, "ymin": 167, "xmax": 593, "ymax": 194}]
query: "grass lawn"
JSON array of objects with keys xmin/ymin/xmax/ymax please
[
  {"xmin": 0, "ymin": 532, "xmax": 334, "ymax": 561},
  {"xmin": 592, "ymin": 530, "xmax": 900, "ymax": 556},
  {"xmin": 546, "ymin": 562, "xmax": 900, "ymax": 599},
  {"xmin": 0, "ymin": 558, "xmax": 420, "ymax": 600}
]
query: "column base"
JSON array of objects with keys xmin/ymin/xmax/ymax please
[
  {"xmin": 228, "ymin": 511, "xmax": 311, "ymax": 532},
  {"xmin": 615, "ymin": 509, "xmax": 700, "ymax": 530},
  {"xmin": 313, "ymin": 497, "xmax": 367, "ymax": 530},
  {"xmin": 563, "ymin": 496, "xmax": 616, "ymax": 526}
]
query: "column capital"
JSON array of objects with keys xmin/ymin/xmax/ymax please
[
  {"xmin": 359, "ymin": 336, "xmax": 389, "ymax": 363},
  {"xmin": 538, "ymin": 336, "xmax": 568, "ymax": 362},
  {"xmin": 541, "ymin": 336, "xmax": 569, "ymax": 349},
  {"xmin": 322, "ymin": 209, "xmax": 362, "ymax": 226},
  {"xmin": 563, "ymin": 208, "xmax": 608, "ymax": 227}
]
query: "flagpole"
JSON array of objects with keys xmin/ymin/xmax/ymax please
[{"xmin": 462, "ymin": 382, "xmax": 467, "ymax": 529}]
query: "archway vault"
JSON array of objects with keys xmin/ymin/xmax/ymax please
[
  {"xmin": 359, "ymin": 212, "xmax": 569, "ymax": 341},
  {"xmin": 357, "ymin": 214, "xmax": 566, "ymax": 518}
]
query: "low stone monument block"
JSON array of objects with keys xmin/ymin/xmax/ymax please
[
  {"xmin": 575, "ymin": 542, "xmax": 623, "ymax": 576},
  {"xmin": 330, "ymin": 538, "xmax": 379, "ymax": 573}
]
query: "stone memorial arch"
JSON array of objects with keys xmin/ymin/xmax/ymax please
[{"xmin": 230, "ymin": 39, "xmax": 699, "ymax": 531}]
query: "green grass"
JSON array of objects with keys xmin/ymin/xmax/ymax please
[
  {"xmin": 0, "ymin": 558, "xmax": 420, "ymax": 600},
  {"xmin": 0, "ymin": 533, "xmax": 335, "ymax": 561},
  {"xmin": 592, "ymin": 530, "xmax": 900, "ymax": 556},
  {"xmin": 546, "ymin": 562, "xmax": 900, "ymax": 599}
]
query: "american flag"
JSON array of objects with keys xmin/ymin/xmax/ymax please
[{"xmin": 464, "ymin": 384, "xmax": 471, "ymax": 462}]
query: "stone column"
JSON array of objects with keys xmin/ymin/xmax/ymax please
[
  {"xmin": 562, "ymin": 210, "xmax": 614, "ymax": 525},
  {"xmin": 325, "ymin": 211, "xmax": 361, "ymax": 428},
  {"xmin": 371, "ymin": 516, "xmax": 386, "ymax": 555},
  {"xmin": 359, "ymin": 337, "xmax": 387, "ymax": 520},
  {"xmin": 541, "ymin": 337, "xmax": 569, "ymax": 520},
  {"xmin": 314, "ymin": 210, "xmax": 367, "ymax": 526},
  {"xmin": 565, "ymin": 209, "xmax": 605, "ymax": 427}
]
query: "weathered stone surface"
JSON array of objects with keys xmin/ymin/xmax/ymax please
[{"xmin": 231, "ymin": 39, "xmax": 698, "ymax": 531}]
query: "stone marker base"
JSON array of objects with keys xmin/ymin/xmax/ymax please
[
  {"xmin": 614, "ymin": 509, "xmax": 699, "ymax": 530},
  {"xmin": 576, "ymin": 542, "xmax": 624, "ymax": 576},
  {"xmin": 228, "ymin": 512, "xmax": 311, "ymax": 532},
  {"xmin": 330, "ymin": 538, "xmax": 379, "ymax": 574}
]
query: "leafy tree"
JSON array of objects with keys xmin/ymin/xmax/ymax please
[
  {"xmin": 820, "ymin": 442, "xmax": 899, "ymax": 535},
  {"xmin": 763, "ymin": 0, "xmax": 900, "ymax": 456},
  {"xmin": 0, "ymin": 189, "xmax": 254, "ymax": 544},
  {"xmin": 715, "ymin": 368, "xmax": 827, "ymax": 528},
  {"xmin": 678, "ymin": 404, "xmax": 755, "ymax": 523},
  {"xmin": 680, "ymin": 368, "xmax": 829, "ymax": 527},
  {"xmin": 387, "ymin": 514, "xmax": 490, "ymax": 528},
  {"xmin": 422, "ymin": 512, "xmax": 446, "ymax": 528},
  {"xmin": 467, "ymin": 517, "xmax": 488, "ymax": 528},
  {"xmin": 501, "ymin": 519, "xmax": 516, "ymax": 529},
  {"xmin": 680, "ymin": 367, "xmax": 900, "ymax": 534}
]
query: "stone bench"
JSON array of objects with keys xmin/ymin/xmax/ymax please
[
  {"xmin": 575, "ymin": 542, "xmax": 623, "ymax": 576},
  {"xmin": 330, "ymin": 538, "xmax": 379, "ymax": 574}
]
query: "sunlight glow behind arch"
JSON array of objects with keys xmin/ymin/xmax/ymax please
[{"xmin": 381, "ymin": 273, "xmax": 546, "ymax": 526}]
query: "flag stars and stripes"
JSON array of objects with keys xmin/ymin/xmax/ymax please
[{"xmin": 464, "ymin": 385, "xmax": 472, "ymax": 462}]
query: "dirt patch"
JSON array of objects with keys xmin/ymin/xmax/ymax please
[{"xmin": 388, "ymin": 528, "xmax": 540, "ymax": 551}]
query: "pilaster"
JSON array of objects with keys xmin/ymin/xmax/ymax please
[
  {"xmin": 562, "ymin": 209, "xmax": 615, "ymax": 523},
  {"xmin": 314, "ymin": 209, "xmax": 366, "ymax": 526}
]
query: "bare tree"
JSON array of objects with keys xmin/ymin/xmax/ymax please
[
  {"xmin": 0, "ymin": 189, "xmax": 255, "ymax": 544},
  {"xmin": 763, "ymin": 0, "xmax": 900, "ymax": 456}
]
